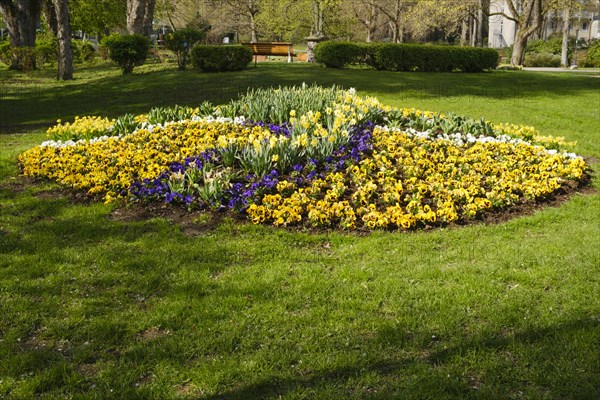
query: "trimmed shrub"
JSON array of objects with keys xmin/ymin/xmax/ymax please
[
  {"xmin": 314, "ymin": 42, "xmax": 498, "ymax": 72},
  {"xmin": 191, "ymin": 45, "xmax": 252, "ymax": 72},
  {"xmin": 165, "ymin": 28, "xmax": 205, "ymax": 70},
  {"xmin": 0, "ymin": 41, "xmax": 12, "ymax": 66},
  {"xmin": 585, "ymin": 40, "xmax": 600, "ymax": 67},
  {"xmin": 364, "ymin": 43, "xmax": 498, "ymax": 72},
  {"xmin": 101, "ymin": 34, "xmax": 149, "ymax": 74},
  {"xmin": 314, "ymin": 41, "xmax": 365, "ymax": 68},
  {"xmin": 523, "ymin": 52, "xmax": 561, "ymax": 67}
]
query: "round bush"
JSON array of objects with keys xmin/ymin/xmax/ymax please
[
  {"xmin": 101, "ymin": 34, "xmax": 149, "ymax": 74},
  {"xmin": 585, "ymin": 40, "xmax": 600, "ymax": 67},
  {"xmin": 191, "ymin": 45, "xmax": 252, "ymax": 72}
]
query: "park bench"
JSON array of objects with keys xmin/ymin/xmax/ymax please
[{"xmin": 242, "ymin": 42, "xmax": 296, "ymax": 65}]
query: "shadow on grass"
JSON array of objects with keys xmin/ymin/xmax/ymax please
[
  {"xmin": 196, "ymin": 318, "xmax": 600, "ymax": 400},
  {"xmin": 2, "ymin": 64, "xmax": 599, "ymax": 132}
]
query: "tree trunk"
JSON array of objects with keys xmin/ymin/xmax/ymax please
[
  {"xmin": 311, "ymin": 0, "xmax": 325, "ymax": 37},
  {"xmin": 511, "ymin": 33, "xmax": 528, "ymax": 65},
  {"xmin": 43, "ymin": 0, "xmax": 56, "ymax": 33},
  {"xmin": 0, "ymin": 0, "xmax": 43, "ymax": 70},
  {"xmin": 53, "ymin": 0, "xmax": 72, "ymax": 80},
  {"xmin": 249, "ymin": 10, "xmax": 257, "ymax": 42},
  {"xmin": 127, "ymin": 0, "xmax": 155, "ymax": 36},
  {"xmin": 476, "ymin": 1, "xmax": 484, "ymax": 46},
  {"xmin": 394, "ymin": 0, "xmax": 401, "ymax": 43},
  {"xmin": 471, "ymin": 14, "xmax": 477, "ymax": 46},
  {"xmin": 561, "ymin": 6, "xmax": 571, "ymax": 67},
  {"xmin": 509, "ymin": 0, "xmax": 543, "ymax": 66},
  {"xmin": 460, "ymin": 17, "xmax": 469, "ymax": 46},
  {"xmin": 367, "ymin": 4, "xmax": 377, "ymax": 42}
]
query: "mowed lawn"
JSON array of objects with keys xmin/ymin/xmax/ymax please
[{"xmin": 0, "ymin": 62, "xmax": 599, "ymax": 399}]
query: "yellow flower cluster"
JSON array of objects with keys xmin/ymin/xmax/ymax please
[
  {"xmin": 19, "ymin": 121, "xmax": 270, "ymax": 201},
  {"xmin": 46, "ymin": 116, "xmax": 115, "ymax": 141},
  {"xmin": 246, "ymin": 127, "xmax": 588, "ymax": 230}
]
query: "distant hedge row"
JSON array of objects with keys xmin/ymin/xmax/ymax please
[{"xmin": 315, "ymin": 42, "xmax": 499, "ymax": 72}]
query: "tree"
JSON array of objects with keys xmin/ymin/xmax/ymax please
[
  {"xmin": 459, "ymin": 0, "xmax": 489, "ymax": 46},
  {"xmin": 127, "ymin": 0, "xmax": 155, "ymax": 36},
  {"xmin": 69, "ymin": 0, "xmax": 126, "ymax": 36},
  {"xmin": 545, "ymin": 0, "xmax": 590, "ymax": 67},
  {"xmin": 560, "ymin": 0, "xmax": 573, "ymax": 66},
  {"xmin": 367, "ymin": 0, "xmax": 407, "ymax": 43},
  {"xmin": 53, "ymin": 0, "xmax": 72, "ymax": 79},
  {"xmin": 490, "ymin": 0, "xmax": 544, "ymax": 65},
  {"xmin": 0, "ymin": 0, "xmax": 43, "ymax": 69},
  {"xmin": 255, "ymin": 0, "xmax": 309, "ymax": 41},
  {"xmin": 350, "ymin": 0, "xmax": 380, "ymax": 42}
]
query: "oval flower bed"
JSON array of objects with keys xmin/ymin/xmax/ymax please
[{"xmin": 19, "ymin": 85, "xmax": 590, "ymax": 231}]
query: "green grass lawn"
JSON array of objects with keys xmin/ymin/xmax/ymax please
[{"xmin": 1, "ymin": 63, "xmax": 599, "ymax": 399}]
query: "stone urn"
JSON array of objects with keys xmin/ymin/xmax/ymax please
[{"xmin": 305, "ymin": 35, "xmax": 328, "ymax": 63}]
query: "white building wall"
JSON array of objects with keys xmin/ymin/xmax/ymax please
[
  {"xmin": 488, "ymin": 0, "xmax": 517, "ymax": 48},
  {"xmin": 488, "ymin": 1, "xmax": 600, "ymax": 48}
]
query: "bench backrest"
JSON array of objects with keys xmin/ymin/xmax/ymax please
[{"xmin": 243, "ymin": 42, "xmax": 293, "ymax": 56}]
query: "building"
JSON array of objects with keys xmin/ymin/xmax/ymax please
[{"xmin": 488, "ymin": 0, "xmax": 600, "ymax": 48}]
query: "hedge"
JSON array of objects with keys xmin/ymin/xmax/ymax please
[
  {"xmin": 191, "ymin": 45, "xmax": 252, "ymax": 72},
  {"xmin": 315, "ymin": 42, "xmax": 499, "ymax": 72},
  {"xmin": 313, "ymin": 41, "xmax": 365, "ymax": 68}
]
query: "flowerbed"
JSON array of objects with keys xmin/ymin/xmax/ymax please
[{"xmin": 19, "ymin": 85, "xmax": 589, "ymax": 231}]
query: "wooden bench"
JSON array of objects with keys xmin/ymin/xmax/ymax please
[{"xmin": 242, "ymin": 42, "xmax": 296, "ymax": 65}]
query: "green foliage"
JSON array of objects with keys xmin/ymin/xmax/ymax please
[
  {"xmin": 314, "ymin": 41, "xmax": 365, "ymax": 68},
  {"xmin": 75, "ymin": 41, "xmax": 97, "ymax": 64},
  {"xmin": 35, "ymin": 38, "xmax": 58, "ymax": 66},
  {"xmin": 69, "ymin": 0, "xmax": 126, "ymax": 35},
  {"xmin": 585, "ymin": 39, "xmax": 600, "ymax": 67},
  {"xmin": 8, "ymin": 47, "xmax": 38, "ymax": 71},
  {"xmin": 365, "ymin": 43, "xmax": 499, "ymax": 72},
  {"xmin": 101, "ymin": 34, "xmax": 149, "ymax": 74},
  {"xmin": 227, "ymin": 84, "xmax": 342, "ymax": 125},
  {"xmin": 147, "ymin": 105, "xmax": 198, "ymax": 125},
  {"xmin": 523, "ymin": 52, "xmax": 561, "ymax": 67},
  {"xmin": 0, "ymin": 41, "xmax": 11, "ymax": 66},
  {"xmin": 164, "ymin": 29, "xmax": 206, "ymax": 71},
  {"xmin": 526, "ymin": 37, "xmax": 574, "ymax": 56},
  {"xmin": 191, "ymin": 45, "xmax": 252, "ymax": 72},
  {"xmin": 112, "ymin": 113, "xmax": 138, "ymax": 135}
]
